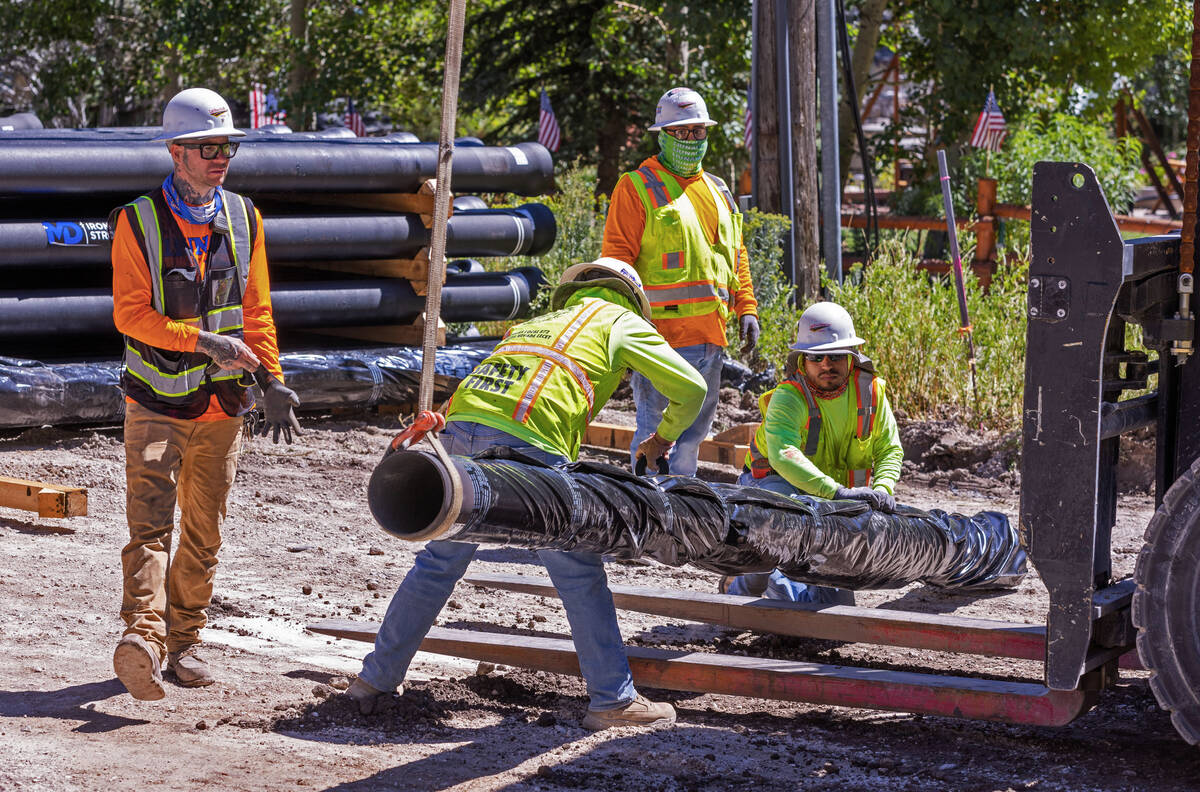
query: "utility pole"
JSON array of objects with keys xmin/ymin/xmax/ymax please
[
  {"xmin": 816, "ymin": 0, "xmax": 842, "ymax": 283},
  {"xmin": 751, "ymin": 0, "xmax": 820, "ymax": 303}
]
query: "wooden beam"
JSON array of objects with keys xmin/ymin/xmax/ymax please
[
  {"xmin": 287, "ymin": 249, "xmax": 431, "ymax": 281},
  {"xmin": 464, "ymin": 573, "xmax": 1045, "ymax": 660},
  {"xmin": 712, "ymin": 423, "xmax": 758, "ymax": 445},
  {"xmin": 314, "ymin": 313, "xmax": 445, "ymax": 346},
  {"xmin": 307, "ymin": 620, "xmax": 1097, "ymax": 727},
  {"xmin": 582, "ymin": 422, "xmax": 748, "ymax": 467},
  {"xmin": 254, "ymin": 179, "xmax": 449, "ymax": 227},
  {"xmin": 0, "ymin": 476, "xmax": 87, "ymax": 518}
]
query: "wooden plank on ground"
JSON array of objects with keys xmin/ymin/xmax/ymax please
[
  {"xmin": 712, "ymin": 423, "xmax": 757, "ymax": 445},
  {"xmin": 463, "ymin": 573, "xmax": 1046, "ymax": 661},
  {"xmin": 583, "ymin": 421, "xmax": 748, "ymax": 467},
  {"xmin": 0, "ymin": 476, "xmax": 87, "ymax": 518},
  {"xmin": 306, "ymin": 620, "xmax": 1095, "ymax": 727}
]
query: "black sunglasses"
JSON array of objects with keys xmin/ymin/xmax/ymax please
[
  {"xmin": 178, "ymin": 142, "xmax": 239, "ymax": 160},
  {"xmin": 665, "ymin": 126, "xmax": 708, "ymax": 141},
  {"xmin": 803, "ymin": 352, "xmax": 846, "ymax": 363}
]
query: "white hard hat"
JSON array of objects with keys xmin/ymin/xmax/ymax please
[
  {"xmin": 648, "ymin": 87, "xmax": 717, "ymax": 131},
  {"xmin": 790, "ymin": 302, "xmax": 865, "ymax": 352},
  {"xmin": 155, "ymin": 88, "xmax": 246, "ymax": 142},
  {"xmin": 553, "ymin": 257, "xmax": 653, "ymax": 320}
]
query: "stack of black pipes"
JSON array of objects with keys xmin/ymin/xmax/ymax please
[{"xmin": 0, "ymin": 125, "xmax": 559, "ymax": 427}]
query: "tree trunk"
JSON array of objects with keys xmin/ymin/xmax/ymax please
[
  {"xmin": 594, "ymin": 103, "xmax": 627, "ymax": 197},
  {"xmin": 790, "ymin": 0, "xmax": 821, "ymax": 302},
  {"xmin": 837, "ymin": 0, "xmax": 887, "ymax": 184},
  {"xmin": 288, "ymin": 0, "xmax": 311, "ymax": 129},
  {"xmin": 753, "ymin": 0, "xmax": 781, "ymax": 214}
]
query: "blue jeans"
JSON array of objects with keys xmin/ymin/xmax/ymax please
[
  {"xmin": 359, "ymin": 420, "xmax": 638, "ymax": 710},
  {"xmin": 630, "ymin": 342, "xmax": 724, "ymax": 477},
  {"xmin": 724, "ymin": 471, "xmax": 855, "ymax": 605}
]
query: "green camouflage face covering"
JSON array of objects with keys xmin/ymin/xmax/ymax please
[{"xmin": 657, "ymin": 131, "xmax": 708, "ymax": 177}]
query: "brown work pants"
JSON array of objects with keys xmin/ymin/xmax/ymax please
[{"xmin": 120, "ymin": 401, "xmax": 243, "ymax": 662}]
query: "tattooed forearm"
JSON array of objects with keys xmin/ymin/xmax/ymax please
[
  {"xmin": 196, "ymin": 331, "xmax": 238, "ymax": 363},
  {"xmin": 172, "ymin": 172, "xmax": 215, "ymax": 205}
]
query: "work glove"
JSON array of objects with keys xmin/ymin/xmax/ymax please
[
  {"xmin": 254, "ymin": 367, "xmax": 302, "ymax": 445},
  {"xmin": 834, "ymin": 486, "xmax": 896, "ymax": 513},
  {"xmin": 740, "ymin": 314, "xmax": 761, "ymax": 356},
  {"xmin": 634, "ymin": 432, "xmax": 674, "ymax": 476}
]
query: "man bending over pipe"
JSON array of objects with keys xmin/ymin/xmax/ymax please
[
  {"xmin": 722, "ymin": 301, "xmax": 904, "ymax": 603},
  {"xmin": 348, "ymin": 257, "xmax": 707, "ymax": 730}
]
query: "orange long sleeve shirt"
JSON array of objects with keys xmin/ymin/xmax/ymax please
[
  {"xmin": 111, "ymin": 193, "xmax": 283, "ymax": 421},
  {"xmin": 602, "ymin": 156, "xmax": 758, "ymax": 349}
]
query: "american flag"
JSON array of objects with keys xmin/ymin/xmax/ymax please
[
  {"xmin": 743, "ymin": 88, "xmax": 753, "ymax": 150},
  {"xmin": 249, "ymin": 83, "xmax": 286, "ymax": 128},
  {"xmin": 344, "ymin": 99, "xmax": 365, "ymax": 137},
  {"xmin": 969, "ymin": 88, "xmax": 1007, "ymax": 151},
  {"xmin": 537, "ymin": 89, "xmax": 561, "ymax": 152}
]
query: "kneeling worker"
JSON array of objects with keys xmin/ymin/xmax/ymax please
[
  {"xmin": 723, "ymin": 302, "xmax": 904, "ymax": 603},
  {"xmin": 349, "ymin": 258, "xmax": 708, "ymax": 729}
]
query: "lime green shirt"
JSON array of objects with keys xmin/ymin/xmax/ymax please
[
  {"xmin": 756, "ymin": 375, "xmax": 903, "ymax": 498},
  {"xmin": 446, "ymin": 287, "xmax": 707, "ymax": 460}
]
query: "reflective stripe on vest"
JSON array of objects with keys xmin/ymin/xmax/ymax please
[
  {"xmin": 637, "ymin": 166, "xmax": 671, "ymax": 209},
  {"xmin": 505, "ymin": 299, "xmax": 607, "ymax": 423},
  {"xmin": 643, "ymin": 280, "xmax": 731, "ymax": 307},
  {"xmin": 745, "ymin": 371, "xmax": 877, "ymax": 482},
  {"xmin": 121, "ymin": 194, "xmax": 252, "ymax": 399}
]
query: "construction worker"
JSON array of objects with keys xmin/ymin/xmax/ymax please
[
  {"xmin": 602, "ymin": 87, "xmax": 759, "ymax": 476},
  {"xmin": 723, "ymin": 302, "xmax": 903, "ymax": 603},
  {"xmin": 348, "ymin": 257, "xmax": 707, "ymax": 730},
  {"xmin": 109, "ymin": 88, "xmax": 300, "ymax": 700}
]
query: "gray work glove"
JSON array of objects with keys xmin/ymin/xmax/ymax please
[
  {"xmin": 740, "ymin": 314, "xmax": 761, "ymax": 356},
  {"xmin": 254, "ymin": 367, "xmax": 302, "ymax": 445},
  {"xmin": 834, "ymin": 486, "xmax": 896, "ymax": 513}
]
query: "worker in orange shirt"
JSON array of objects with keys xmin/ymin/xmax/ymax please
[
  {"xmin": 602, "ymin": 87, "xmax": 759, "ymax": 475},
  {"xmin": 108, "ymin": 88, "xmax": 300, "ymax": 701}
]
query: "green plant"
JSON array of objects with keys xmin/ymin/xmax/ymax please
[
  {"xmin": 825, "ymin": 240, "xmax": 1030, "ymax": 431},
  {"xmin": 728, "ymin": 209, "xmax": 792, "ymax": 372}
]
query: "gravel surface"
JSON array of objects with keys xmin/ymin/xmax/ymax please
[{"xmin": 0, "ymin": 408, "xmax": 1195, "ymax": 792}]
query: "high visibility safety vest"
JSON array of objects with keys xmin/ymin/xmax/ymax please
[
  {"xmin": 627, "ymin": 166, "xmax": 742, "ymax": 323},
  {"xmin": 446, "ymin": 297, "xmax": 630, "ymax": 459},
  {"xmin": 109, "ymin": 189, "xmax": 259, "ymax": 419},
  {"xmin": 745, "ymin": 368, "xmax": 880, "ymax": 487}
]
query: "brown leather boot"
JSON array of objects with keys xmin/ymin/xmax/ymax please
[
  {"xmin": 113, "ymin": 634, "xmax": 166, "ymax": 701},
  {"xmin": 167, "ymin": 647, "xmax": 215, "ymax": 687},
  {"xmin": 582, "ymin": 695, "xmax": 676, "ymax": 730}
]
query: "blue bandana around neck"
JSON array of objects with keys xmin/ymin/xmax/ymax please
[{"xmin": 162, "ymin": 173, "xmax": 224, "ymax": 225}]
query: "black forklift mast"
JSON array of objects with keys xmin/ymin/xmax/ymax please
[{"xmin": 1021, "ymin": 162, "xmax": 1200, "ymax": 691}]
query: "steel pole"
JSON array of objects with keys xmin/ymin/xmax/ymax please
[
  {"xmin": 816, "ymin": 0, "xmax": 842, "ymax": 283},
  {"xmin": 774, "ymin": 0, "xmax": 796, "ymax": 290}
]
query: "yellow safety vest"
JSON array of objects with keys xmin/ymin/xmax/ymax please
[
  {"xmin": 745, "ymin": 368, "xmax": 880, "ymax": 487},
  {"xmin": 627, "ymin": 166, "xmax": 742, "ymax": 323}
]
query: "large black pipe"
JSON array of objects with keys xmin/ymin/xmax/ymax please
[
  {"xmin": 0, "ymin": 204, "xmax": 556, "ymax": 265},
  {"xmin": 0, "ymin": 341, "xmax": 497, "ymax": 429},
  {"xmin": 367, "ymin": 450, "xmax": 1027, "ymax": 591},
  {"xmin": 0, "ymin": 138, "xmax": 554, "ymax": 195},
  {"xmin": 0, "ymin": 268, "xmax": 543, "ymax": 337}
]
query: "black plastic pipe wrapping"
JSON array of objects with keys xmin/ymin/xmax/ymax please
[
  {"xmin": 0, "ymin": 204, "xmax": 556, "ymax": 265},
  {"xmin": 368, "ymin": 450, "xmax": 1027, "ymax": 591},
  {"xmin": 0, "ymin": 138, "xmax": 554, "ymax": 196},
  {"xmin": 0, "ymin": 342, "xmax": 496, "ymax": 429},
  {"xmin": 0, "ymin": 268, "xmax": 543, "ymax": 337}
]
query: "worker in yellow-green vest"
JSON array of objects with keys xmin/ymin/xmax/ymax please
[
  {"xmin": 603, "ymin": 87, "xmax": 759, "ymax": 477},
  {"xmin": 348, "ymin": 258, "xmax": 708, "ymax": 731},
  {"xmin": 722, "ymin": 302, "xmax": 904, "ymax": 604}
]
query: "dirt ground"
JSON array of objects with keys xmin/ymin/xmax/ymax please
[{"xmin": 0, "ymin": 399, "xmax": 1197, "ymax": 792}]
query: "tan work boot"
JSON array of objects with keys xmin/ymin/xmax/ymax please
[
  {"xmin": 346, "ymin": 677, "xmax": 399, "ymax": 715},
  {"xmin": 113, "ymin": 634, "xmax": 166, "ymax": 701},
  {"xmin": 167, "ymin": 647, "xmax": 215, "ymax": 687},
  {"xmin": 581, "ymin": 694, "xmax": 676, "ymax": 730}
]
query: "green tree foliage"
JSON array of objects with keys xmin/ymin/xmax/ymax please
[
  {"xmin": 882, "ymin": 0, "xmax": 1190, "ymax": 177},
  {"xmin": 461, "ymin": 0, "xmax": 751, "ymax": 194}
]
